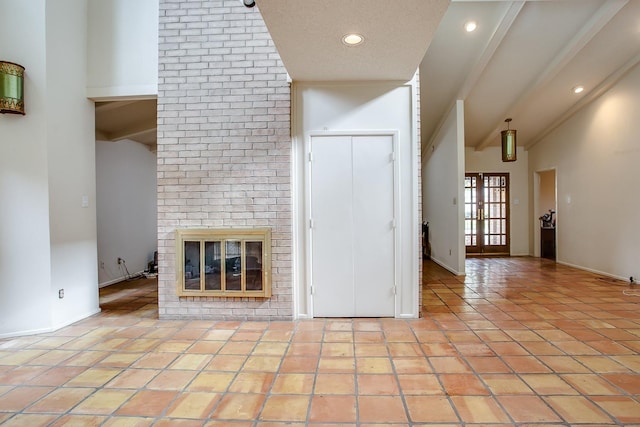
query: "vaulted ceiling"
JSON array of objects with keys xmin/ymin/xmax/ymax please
[{"xmin": 95, "ymin": 0, "xmax": 640, "ymax": 153}]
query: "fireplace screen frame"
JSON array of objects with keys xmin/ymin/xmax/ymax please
[{"xmin": 175, "ymin": 228, "xmax": 271, "ymax": 298}]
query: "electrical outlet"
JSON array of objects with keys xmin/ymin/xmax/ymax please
[
  {"xmin": 100, "ymin": 261, "xmax": 105, "ymax": 269},
  {"xmin": 58, "ymin": 289, "xmax": 64, "ymax": 299},
  {"xmin": 118, "ymin": 257, "xmax": 123, "ymax": 265}
]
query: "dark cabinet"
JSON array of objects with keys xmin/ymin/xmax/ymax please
[{"xmin": 541, "ymin": 227, "xmax": 556, "ymax": 260}]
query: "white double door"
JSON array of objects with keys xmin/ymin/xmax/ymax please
[{"xmin": 308, "ymin": 134, "xmax": 397, "ymax": 317}]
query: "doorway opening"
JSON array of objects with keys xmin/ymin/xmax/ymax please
[
  {"xmin": 534, "ymin": 169, "xmax": 557, "ymax": 260},
  {"xmin": 464, "ymin": 172, "xmax": 510, "ymax": 255}
]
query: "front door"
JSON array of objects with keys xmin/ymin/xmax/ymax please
[
  {"xmin": 309, "ymin": 134, "xmax": 396, "ymax": 317},
  {"xmin": 465, "ymin": 173, "xmax": 510, "ymax": 255}
]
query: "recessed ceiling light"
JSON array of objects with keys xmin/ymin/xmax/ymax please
[
  {"xmin": 342, "ymin": 33, "xmax": 364, "ymax": 46},
  {"xmin": 573, "ymin": 85, "xmax": 585, "ymax": 94},
  {"xmin": 465, "ymin": 21, "xmax": 477, "ymax": 32}
]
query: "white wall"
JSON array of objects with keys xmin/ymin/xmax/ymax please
[
  {"xmin": 0, "ymin": 0, "xmax": 99, "ymax": 337},
  {"xmin": 423, "ymin": 101, "xmax": 465, "ymax": 275},
  {"xmin": 528, "ymin": 64, "xmax": 640, "ymax": 281},
  {"xmin": 0, "ymin": 0, "xmax": 53, "ymax": 337},
  {"xmin": 293, "ymin": 81, "xmax": 420, "ymax": 318},
  {"xmin": 47, "ymin": 0, "xmax": 100, "ymax": 328},
  {"xmin": 87, "ymin": 0, "xmax": 159, "ymax": 99},
  {"xmin": 465, "ymin": 146, "xmax": 530, "ymax": 256},
  {"xmin": 96, "ymin": 140, "xmax": 157, "ymax": 286}
]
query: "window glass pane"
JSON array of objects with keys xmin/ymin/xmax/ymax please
[
  {"xmin": 204, "ymin": 241, "xmax": 222, "ymax": 290},
  {"xmin": 246, "ymin": 241, "xmax": 263, "ymax": 291},
  {"xmin": 184, "ymin": 241, "xmax": 200, "ymax": 290},
  {"xmin": 225, "ymin": 240, "xmax": 242, "ymax": 291}
]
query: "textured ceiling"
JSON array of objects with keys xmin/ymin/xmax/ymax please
[{"xmin": 96, "ymin": 0, "xmax": 640, "ymax": 153}]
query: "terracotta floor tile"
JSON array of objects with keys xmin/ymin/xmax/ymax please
[
  {"xmin": 520, "ymin": 374, "xmax": 579, "ymax": 395},
  {"xmin": 71, "ymin": 389, "xmax": 135, "ymax": 415},
  {"xmin": 497, "ymin": 395, "xmax": 562, "ymax": 423},
  {"xmin": 502, "ymin": 355, "xmax": 552, "ymax": 373},
  {"xmin": 146, "ymin": 370, "xmax": 196, "ymax": 390},
  {"xmin": 116, "ymin": 390, "xmax": 178, "ymax": 417},
  {"xmin": 314, "ymin": 373, "xmax": 355, "ymax": 394},
  {"xmin": 354, "ymin": 343, "xmax": 388, "ymax": 357},
  {"xmin": 206, "ymin": 354, "xmax": 247, "ymax": 371},
  {"xmin": 25, "ymin": 387, "xmax": 94, "ymax": 413},
  {"xmin": 105, "ymin": 368, "xmax": 159, "ymax": 388},
  {"xmin": 169, "ymin": 353, "xmax": 212, "ymax": 370},
  {"xmin": 397, "ymin": 374, "xmax": 443, "ymax": 395},
  {"xmin": 354, "ymin": 331, "xmax": 385, "ymax": 343},
  {"xmin": 62, "ymin": 350, "xmax": 109, "ymax": 367},
  {"xmin": 309, "ymin": 395, "xmax": 356, "ymax": 423},
  {"xmin": 65, "ymin": 368, "xmax": 124, "ymax": 389},
  {"xmin": 219, "ymin": 341, "xmax": 256, "ymax": 355},
  {"xmin": 212, "ymin": 393, "xmax": 265, "ymax": 420},
  {"xmin": 575, "ymin": 355, "xmax": 630, "ymax": 373},
  {"xmin": 356, "ymin": 357, "xmax": 393, "ymax": 373},
  {"xmin": 318, "ymin": 357, "xmax": 355, "ymax": 373},
  {"xmin": 321, "ymin": 343, "xmax": 354, "ymax": 357},
  {"xmin": 242, "ymin": 356, "xmax": 281, "ymax": 372},
  {"xmin": 261, "ymin": 330, "xmax": 293, "ymax": 342},
  {"xmin": 358, "ymin": 395, "xmax": 408, "ymax": 423},
  {"xmin": 440, "ymin": 374, "xmax": 490, "ymax": 395},
  {"xmin": 421, "ymin": 342, "xmax": 458, "ymax": 356},
  {"xmin": 537, "ymin": 355, "xmax": 591, "ymax": 373},
  {"xmin": 562, "ymin": 374, "xmax": 625, "ymax": 395},
  {"xmin": 259, "ymin": 395, "xmax": 309, "ymax": 422},
  {"xmin": 481, "ymin": 374, "xmax": 534, "ymax": 395},
  {"xmin": 602, "ymin": 373, "xmax": 640, "ymax": 394},
  {"xmin": 591, "ymin": 396, "xmax": 640, "ymax": 423},
  {"xmin": 545, "ymin": 396, "xmax": 614, "ymax": 424},
  {"xmin": 465, "ymin": 356, "xmax": 512, "ymax": 373},
  {"xmin": 357, "ymin": 374, "xmax": 399, "ymax": 395},
  {"xmin": 102, "ymin": 416, "xmax": 155, "ymax": 426},
  {"xmin": 612, "ymin": 354, "xmax": 640, "ymax": 371},
  {"xmin": 204, "ymin": 422, "xmax": 253, "ymax": 427},
  {"xmin": 49, "ymin": 414, "xmax": 107, "ymax": 427},
  {"xmin": 188, "ymin": 371, "xmax": 235, "ymax": 392},
  {"xmin": 286, "ymin": 342, "xmax": 321, "ymax": 356},
  {"xmin": 429, "ymin": 356, "xmax": 472, "ymax": 373},
  {"xmin": 164, "ymin": 392, "xmax": 220, "ymax": 418},
  {"xmin": 392, "ymin": 357, "xmax": 432, "ymax": 374},
  {"xmin": 487, "ymin": 341, "xmax": 529, "ymax": 355},
  {"xmin": 252, "ymin": 342, "xmax": 288, "ymax": 356},
  {"xmin": 2, "ymin": 414, "xmax": 59, "ymax": 427},
  {"xmin": 131, "ymin": 352, "xmax": 178, "ymax": 369},
  {"xmin": 450, "ymin": 396, "xmax": 511, "ymax": 423},
  {"xmin": 187, "ymin": 341, "xmax": 224, "ymax": 354},
  {"xmin": 279, "ymin": 356, "xmax": 318, "ymax": 373},
  {"xmin": 271, "ymin": 373, "xmax": 314, "ymax": 394},
  {"xmin": 229, "ymin": 372, "xmax": 274, "ymax": 393},
  {"xmin": 324, "ymin": 331, "xmax": 354, "ymax": 342},
  {"xmin": 404, "ymin": 395, "xmax": 459, "ymax": 423}
]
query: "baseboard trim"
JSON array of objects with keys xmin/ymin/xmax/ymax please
[{"xmin": 556, "ymin": 260, "xmax": 630, "ymax": 283}]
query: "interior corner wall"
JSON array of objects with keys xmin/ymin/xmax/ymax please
[
  {"xmin": 528, "ymin": 63, "xmax": 640, "ymax": 281},
  {"xmin": 0, "ymin": 0, "xmax": 99, "ymax": 337},
  {"xmin": 0, "ymin": 0, "xmax": 53, "ymax": 337},
  {"xmin": 96, "ymin": 140, "xmax": 157, "ymax": 286},
  {"xmin": 422, "ymin": 100, "xmax": 465, "ymax": 275},
  {"xmin": 47, "ymin": 0, "xmax": 100, "ymax": 329},
  {"xmin": 465, "ymin": 146, "xmax": 530, "ymax": 256},
  {"xmin": 157, "ymin": 0, "xmax": 292, "ymax": 320},
  {"xmin": 293, "ymin": 81, "xmax": 420, "ymax": 318},
  {"xmin": 87, "ymin": 0, "xmax": 159, "ymax": 99}
]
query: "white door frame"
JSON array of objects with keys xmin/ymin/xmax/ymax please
[{"xmin": 304, "ymin": 130, "xmax": 400, "ymax": 318}]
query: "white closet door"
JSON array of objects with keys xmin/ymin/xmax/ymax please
[
  {"xmin": 310, "ymin": 134, "xmax": 395, "ymax": 317},
  {"xmin": 352, "ymin": 135, "xmax": 395, "ymax": 317}
]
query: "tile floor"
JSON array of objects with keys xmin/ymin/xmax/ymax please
[{"xmin": 1, "ymin": 257, "xmax": 639, "ymax": 426}]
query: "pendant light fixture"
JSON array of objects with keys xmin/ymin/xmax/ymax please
[
  {"xmin": 501, "ymin": 118, "xmax": 516, "ymax": 162},
  {"xmin": 0, "ymin": 61, "xmax": 25, "ymax": 115}
]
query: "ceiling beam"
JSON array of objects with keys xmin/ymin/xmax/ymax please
[
  {"xmin": 475, "ymin": 0, "xmax": 628, "ymax": 151},
  {"xmin": 106, "ymin": 118, "xmax": 157, "ymax": 142},
  {"xmin": 95, "ymin": 100, "xmax": 139, "ymax": 113},
  {"xmin": 527, "ymin": 49, "xmax": 640, "ymax": 150},
  {"xmin": 423, "ymin": 1, "xmax": 524, "ymax": 156}
]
